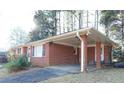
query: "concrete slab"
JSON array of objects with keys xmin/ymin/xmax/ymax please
[
  {"xmin": 0, "ymin": 64, "xmax": 80, "ymax": 83},
  {"xmin": 48, "ymin": 64, "xmax": 80, "ymax": 74}
]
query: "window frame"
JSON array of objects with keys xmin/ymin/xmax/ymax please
[
  {"xmin": 17, "ymin": 48, "xmax": 21, "ymax": 54},
  {"xmin": 32, "ymin": 45, "xmax": 45, "ymax": 57}
]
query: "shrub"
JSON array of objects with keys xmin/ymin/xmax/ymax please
[
  {"xmin": 16, "ymin": 55, "xmax": 30, "ymax": 68},
  {"xmin": 113, "ymin": 46, "xmax": 124, "ymax": 62},
  {"xmin": 4, "ymin": 55, "xmax": 31, "ymax": 72}
]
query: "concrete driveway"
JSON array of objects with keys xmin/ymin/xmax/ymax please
[{"xmin": 0, "ymin": 64, "xmax": 80, "ymax": 83}]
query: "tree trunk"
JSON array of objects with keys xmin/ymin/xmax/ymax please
[
  {"xmin": 79, "ymin": 10, "xmax": 83, "ymax": 29},
  {"xmin": 96, "ymin": 10, "xmax": 99, "ymax": 30},
  {"xmin": 105, "ymin": 27, "xmax": 109, "ymax": 37},
  {"xmin": 57, "ymin": 10, "xmax": 61, "ymax": 34},
  {"xmin": 121, "ymin": 10, "xmax": 124, "ymax": 55},
  {"xmin": 54, "ymin": 10, "xmax": 57, "ymax": 36},
  {"xmin": 79, "ymin": 12, "xmax": 82, "ymax": 29},
  {"xmin": 94, "ymin": 10, "xmax": 99, "ymax": 30},
  {"xmin": 87, "ymin": 10, "xmax": 89, "ymax": 27},
  {"xmin": 71, "ymin": 12, "xmax": 73, "ymax": 31}
]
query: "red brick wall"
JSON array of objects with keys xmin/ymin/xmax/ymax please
[
  {"xmin": 30, "ymin": 43, "xmax": 79, "ymax": 66},
  {"xmin": 15, "ymin": 47, "xmax": 27, "ymax": 58},
  {"xmin": 44, "ymin": 43, "xmax": 50, "ymax": 66},
  {"xmin": 30, "ymin": 44, "xmax": 49, "ymax": 67},
  {"xmin": 77, "ymin": 48, "xmax": 80, "ymax": 64},
  {"xmin": 15, "ymin": 43, "xmax": 112, "ymax": 67},
  {"xmin": 48, "ymin": 43, "xmax": 79, "ymax": 65},
  {"xmin": 30, "ymin": 42, "xmax": 112, "ymax": 67},
  {"xmin": 96, "ymin": 42, "xmax": 101, "ymax": 68},
  {"xmin": 31, "ymin": 57, "xmax": 48, "ymax": 67},
  {"xmin": 22, "ymin": 47, "xmax": 27, "ymax": 55},
  {"xmin": 78, "ymin": 47, "xmax": 95, "ymax": 64}
]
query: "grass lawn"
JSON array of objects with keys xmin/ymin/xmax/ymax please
[
  {"xmin": 0, "ymin": 68, "xmax": 9, "ymax": 78},
  {"xmin": 41, "ymin": 67, "xmax": 124, "ymax": 83},
  {"xmin": 0, "ymin": 63, "xmax": 32, "ymax": 79},
  {"xmin": 0, "ymin": 68, "xmax": 28, "ymax": 79}
]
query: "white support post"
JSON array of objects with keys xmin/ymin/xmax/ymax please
[
  {"xmin": 81, "ymin": 40, "xmax": 84, "ymax": 72},
  {"xmin": 28, "ymin": 47, "xmax": 31, "ymax": 62},
  {"xmin": 95, "ymin": 46, "xmax": 96, "ymax": 62},
  {"xmin": 95, "ymin": 44, "xmax": 104, "ymax": 62},
  {"xmin": 101, "ymin": 44, "xmax": 104, "ymax": 61},
  {"xmin": 21, "ymin": 47, "xmax": 23, "ymax": 55}
]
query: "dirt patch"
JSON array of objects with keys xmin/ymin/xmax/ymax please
[{"xmin": 41, "ymin": 67, "xmax": 124, "ymax": 83}]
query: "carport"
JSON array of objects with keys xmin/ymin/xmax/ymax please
[
  {"xmin": 15, "ymin": 28, "xmax": 117, "ymax": 73},
  {"xmin": 49, "ymin": 28, "xmax": 116, "ymax": 72}
]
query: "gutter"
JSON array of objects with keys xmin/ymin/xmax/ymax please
[
  {"xmin": 76, "ymin": 29, "xmax": 89, "ymax": 40},
  {"xmin": 76, "ymin": 31, "xmax": 82, "ymax": 41}
]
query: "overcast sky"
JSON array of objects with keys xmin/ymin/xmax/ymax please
[
  {"xmin": 0, "ymin": 10, "xmax": 36, "ymax": 50},
  {"xmin": 0, "ymin": 0, "xmax": 38, "ymax": 51},
  {"xmin": 0, "ymin": 0, "xmax": 105, "ymax": 51}
]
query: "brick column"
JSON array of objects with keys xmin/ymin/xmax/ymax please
[
  {"xmin": 80, "ymin": 35, "xmax": 88, "ymax": 72},
  {"xmin": 44, "ymin": 43, "xmax": 50, "ymax": 66},
  {"xmin": 29, "ymin": 46, "xmax": 33, "ymax": 63},
  {"xmin": 96, "ymin": 42, "xmax": 101, "ymax": 69},
  {"xmin": 110, "ymin": 46, "xmax": 112, "ymax": 64},
  {"xmin": 30, "ymin": 46, "xmax": 32, "ymax": 58},
  {"xmin": 22, "ymin": 47, "xmax": 27, "ymax": 55}
]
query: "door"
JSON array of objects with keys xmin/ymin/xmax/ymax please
[{"xmin": 87, "ymin": 47, "xmax": 95, "ymax": 65}]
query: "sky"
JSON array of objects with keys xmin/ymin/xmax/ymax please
[
  {"xmin": 0, "ymin": 10, "xmax": 35, "ymax": 51},
  {"xmin": 0, "ymin": 0, "xmax": 57, "ymax": 51},
  {"xmin": 0, "ymin": 0, "xmax": 38, "ymax": 51},
  {"xmin": 0, "ymin": 10, "xmax": 104, "ymax": 51},
  {"xmin": 0, "ymin": 0, "xmax": 105, "ymax": 51}
]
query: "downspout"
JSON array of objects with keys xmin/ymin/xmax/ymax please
[
  {"xmin": 76, "ymin": 30, "xmax": 89, "ymax": 40},
  {"xmin": 76, "ymin": 31, "xmax": 84, "ymax": 72},
  {"xmin": 76, "ymin": 31, "xmax": 82, "ymax": 41},
  {"xmin": 76, "ymin": 30, "xmax": 89, "ymax": 72}
]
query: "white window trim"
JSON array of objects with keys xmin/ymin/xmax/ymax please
[
  {"xmin": 32, "ymin": 45, "xmax": 44, "ymax": 57},
  {"xmin": 95, "ymin": 44, "xmax": 104, "ymax": 61},
  {"xmin": 95, "ymin": 46, "xmax": 96, "ymax": 61},
  {"xmin": 21, "ymin": 48, "xmax": 23, "ymax": 54},
  {"xmin": 16, "ymin": 48, "xmax": 22, "ymax": 55}
]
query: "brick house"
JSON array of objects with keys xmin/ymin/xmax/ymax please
[{"xmin": 13, "ymin": 28, "xmax": 117, "ymax": 72}]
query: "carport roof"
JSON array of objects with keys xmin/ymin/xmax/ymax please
[{"xmin": 14, "ymin": 27, "xmax": 118, "ymax": 48}]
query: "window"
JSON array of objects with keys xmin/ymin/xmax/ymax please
[
  {"xmin": 32, "ymin": 45, "xmax": 45, "ymax": 57},
  {"xmin": 32, "ymin": 46, "xmax": 34, "ymax": 56},
  {"xmin": 27, "ymin": 48, "xmax": 30, "ymax": 57},
  {"xmin": 42, "ymin": 46, "xmax": 45, "ymax": 56},
  {"xmin": 73, "ymin": 47, "xmax": 78, "ymax": 55},
  {"xmin": 17, "ymin": 48, "xmax": 21, "ymax": 54}
]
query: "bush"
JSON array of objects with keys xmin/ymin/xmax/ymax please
[
  {"xmin": 4, "ymin": 55, "xmax": 31, "ymax": 72},
  {"xmin": 113, "ymin": 46, "xmax": 124, "ymax": 62}
]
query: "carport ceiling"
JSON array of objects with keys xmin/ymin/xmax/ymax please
[
  {"xmin": 53, "ymin": 35, "xmax": 96, "ymax": 47},
  {"xmin": 54, "ymin": 36, "xmax": 80, "ymax": 47}
]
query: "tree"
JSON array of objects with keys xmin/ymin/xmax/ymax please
[
  {"xmin": 94, "ymin": 10, "xmax": 99, "ymax": 30},
  {"xmin": 100, "ymin": 10, "xmax": 124, "ymax": 56},
  {"xmin": 79, "ymin": 10, "xmax": 84, "ymax": 29},
  {"xmin": 100, "ymin": 10, "xmax": 119, "ymax": 37},
  {"xmin": 120, "ymin": 10, "xmax": 124, "ymax": 48},
  {"xmin": 29, "ymin": 10, "xmax": 59, "ymax": 42},
  {"xmin": 68, "ymin": 10, "xmax": 84, "ymax": 29},
  {"xmin": 111, "ymin": 10, "xmax": 124, "ymax": 55},
  {"xmin": 30, "ymin": 10, "xmax": 100, "ymax": 41},
  {"xmin": 28, "ymin": 27, "xmax": 49, "ymax": 41},
  {"xmin": 10, "ymin": 27, "xmax": 28, "ymax": 47},
  {"xmin": 30, "ymin": 10, "xmax": 80, "ymax": 41}
]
